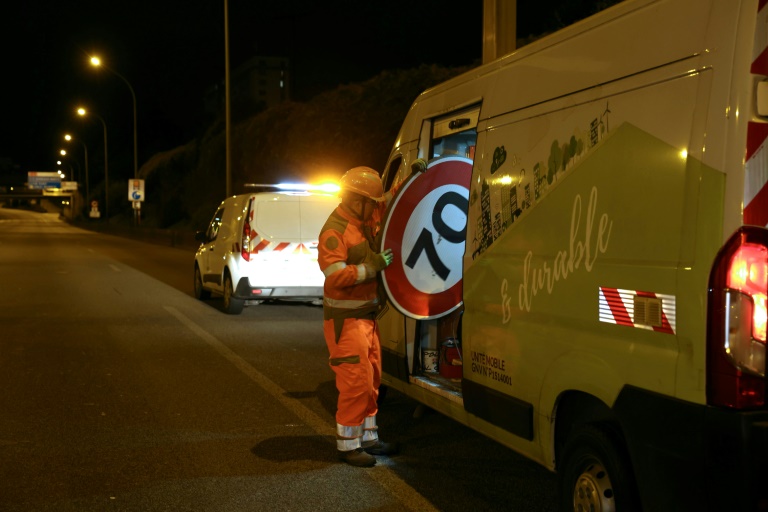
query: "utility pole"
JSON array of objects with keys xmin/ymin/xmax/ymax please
[
  {"xmin": 483, "ymin": 0, "xmax": 517, "ymax": 64},
  {"xmin": 224, "ymin": 0, "xmax": 232, "ymax": 198}
]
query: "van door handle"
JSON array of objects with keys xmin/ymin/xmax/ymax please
[{"xmin": 449, "ymin": 118, "xmax": 470, "ymax": 130}]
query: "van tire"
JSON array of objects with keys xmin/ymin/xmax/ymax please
[
  {"xmin": 194, "ymin": 265, "xmax": 211, "ymax": 300},
  {"xmin": 559, "ymin": 424, "xmax": 639, "ymax": 512},
  {"xmin": 223, "ymin": 273, "xmax": 244, "ymax": 314}
]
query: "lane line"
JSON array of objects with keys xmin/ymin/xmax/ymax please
[
  {"xmin": 164, "ymin": 305, "xmax": 438, "ymax": 512},
  {"xmin": 164, "ymin": 305, "xmax": 331, "ymax": 433}
]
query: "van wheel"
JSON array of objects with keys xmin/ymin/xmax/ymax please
[
  {"xmin": 194, "ymin": 265, "xmax": 211, "ymax": 300},
  {"xmin": 559, "ymin": 424, "xmax": 639, "ymax": 512},
  {"xmin": 223, "ymin": 274, "xmax": 244, "ymax": 314}
]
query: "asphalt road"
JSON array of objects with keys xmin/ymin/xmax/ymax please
[{"xmin": 0, "ymin": 208, "xmax": 559, "ymax": 511}]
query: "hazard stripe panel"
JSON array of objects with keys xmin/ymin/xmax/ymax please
[
  {"xmin": 752, "ymin": 0, "xmax": 768, "ymax": 74},
  {"xmin": 598, "ymin": 287, "xmax": 676, "ymax": 335},
  {"xmin": 744, "ymin": 1, "xmax": 768, "ymax": 226},
  {"xmin": 248, "ymin": 230, "xmax": 318, "ymax": 255}
]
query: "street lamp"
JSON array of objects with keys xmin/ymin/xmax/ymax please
[
  {"xmin": 89, "ymin": 56, "xmax": 137, "ymax": 180},
  {"xmin": 59, "ymin": 154, "xmax": 80, "ymax": 182},
  {"xmin": 77, "ymin": 107, "xmax": 109, "ymax": 222},
  {"xmin": 56, "ymin": 158, "xmax": 75, "ymax": 181},
  {"xmin": 58, "ymin": 150, "xmax": 75, "ymax": 181},
  {"xmin": 65, "ymin": 133, "xmax": 90, "ymax": 211}
]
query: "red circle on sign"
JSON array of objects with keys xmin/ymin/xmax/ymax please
[{"xmin": 381, "ymin": 156, "xmax": 472, "ymax": 319}]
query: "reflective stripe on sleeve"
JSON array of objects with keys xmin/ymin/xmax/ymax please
[
  {"xmin": 323, "ymin": 261, "xmax": 347, "ymax": 277},
  {"xmin": 354, "ymin": 264, "xmax": 367, "ymax": 284}
]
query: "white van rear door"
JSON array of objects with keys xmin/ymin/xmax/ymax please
[
  {"xmin": 245, "ymin": 193, "xmax": 337, "ymax": 288},
  {"xmin": 299, "ymin": 194, "xmax": 338, "ymax": 242}
]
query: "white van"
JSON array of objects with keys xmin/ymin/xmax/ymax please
[
  {"xmin": 194, "ymin": 190, "xmax": 338, "ymax": 314},
  {"xmin": 375, "ymin": 0, "xmax": 768, "ymax": 510}
]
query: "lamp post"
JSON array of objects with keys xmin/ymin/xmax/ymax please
[
  {"xmin": 89, "ymin": 56, "xmax": 137, "ymax": 179},
  {"xmin": 77, "ymin": 107, "xmax": 109, "ymax": 222},
  {"xmin": 57, "ymin": 156, "xmax": 77, "ymax": 182},
  {"xmin": 65, "ymin": 133, "xmax": 89, "ymax": 209},
  {"xmin": 89, "ymin": 55, "xmax": 139, "ymax": 224},
  {"xmin": 224, "ymin": 0, "xmax": 232, "ymax": 197},
  {"xmin": 56, "ymin": 151, "xmax": 70, "ymax": 180}
]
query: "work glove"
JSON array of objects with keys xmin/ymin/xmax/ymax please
[
  {"xmin": 364, "ymin": 248, "xmax": 394, "ymax": 278},
  {"xmin": 374, "ymin": 248, "xmax": 394, "ymax": 271},
  {"xmin": 411, "ymin": 158, "xmax": 428, "ymax": 175}
]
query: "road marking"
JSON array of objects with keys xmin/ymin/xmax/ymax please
[
  {"xmin": 164, "ymin": 305, "xmax": 438, "ymax": 512},
  {"xmin": 164, "ymin": 306, "xmax": 331, "ymax": 432}
]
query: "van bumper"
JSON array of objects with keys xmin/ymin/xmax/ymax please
[
  {"xmin": 234, "ymin": 278, "xmax": 322, "ymax": 301},
  {"xmin": 613, "ymin": 386, "xmax": 768, "ymax": 511}
]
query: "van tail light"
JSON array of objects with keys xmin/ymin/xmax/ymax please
[
  {"xmin": 707, "ymin": 226, "xmax": 767, "ymax": 408},
  {"xmin": 241, "ymin": 200, "xmax": 253, "ymax": 262},
  {"xmin": 241, "ymin": 223, "xmax": 251, "ymax": 262}
]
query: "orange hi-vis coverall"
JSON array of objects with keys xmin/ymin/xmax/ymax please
[{"xmin": 318, "ymin": 203, "xmax": 388, "ymax": 452}]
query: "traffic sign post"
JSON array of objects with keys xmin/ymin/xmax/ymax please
[
  {"xmin": 128, "ymin": 179, "xmax": 145, "ymax": 201},
  {"xmin": 128, "ymin": 179, "xmax": 145, "ymax": 225},
  {"xmin": 380, "ymin": 156, "xmax": 472, "ymax": 319}
]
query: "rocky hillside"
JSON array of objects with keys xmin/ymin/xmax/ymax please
[{"xmin": 135, "ymin": 64, "xmax": 471, "ymax": 231}]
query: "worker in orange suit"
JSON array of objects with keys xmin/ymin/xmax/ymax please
[{"xmin": 317, "ymin": 165, "xmax": 406, "ymax": 467}]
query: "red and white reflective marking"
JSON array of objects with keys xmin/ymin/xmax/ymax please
[
  {"xmin": 250, "ymin": 233, "xmax": 317, "ymax": 255},
  {"xmin": 598, "ymin": 287, "xmax": 676, "ymax": 335},
  {"xmin": 743, "ymin": 0, "xmax": 768, "ymax": 226}
]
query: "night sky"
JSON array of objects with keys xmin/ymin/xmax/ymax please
[{"xmin": 1, "ymin": 1, "xmax": 606, "ymax": 178}]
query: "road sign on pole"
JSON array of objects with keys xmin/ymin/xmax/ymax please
[{"xmin": 128, "ymin": 179, "xmax": 145, "ymax": 201}]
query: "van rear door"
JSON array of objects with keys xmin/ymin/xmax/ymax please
[{"xmin": 246, "ymin": 193, "xmax": 337, "ymax": 289}]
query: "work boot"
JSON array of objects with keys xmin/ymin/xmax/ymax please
[
  {"xmin": 338, "ymin": 448, "xmax": 376, "ymax": 467},
  {"xmin": 362, "ymin": 439, "xmax": 399, "ymax": 456}
]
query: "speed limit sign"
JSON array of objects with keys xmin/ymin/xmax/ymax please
[{"xmin": 381, "ymin": 156, "xmax": 472, "ymax": 319}]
